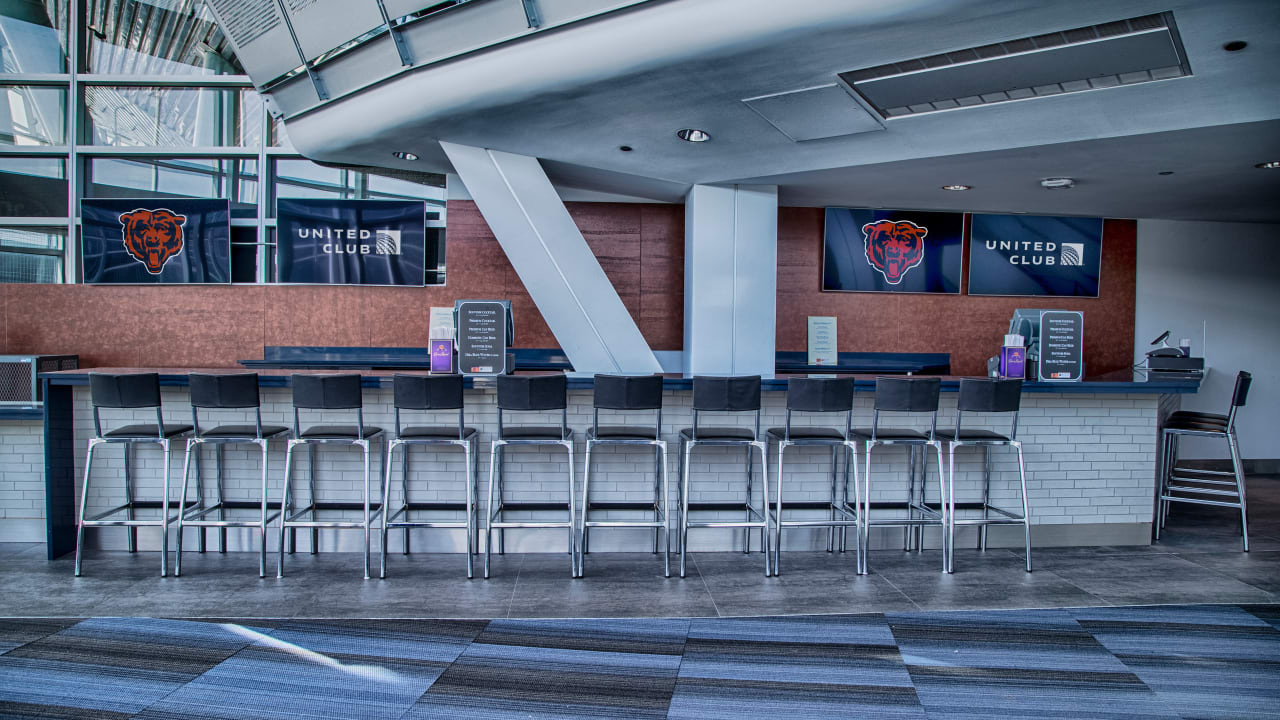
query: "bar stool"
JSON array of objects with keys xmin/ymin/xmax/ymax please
[
  {"xmin": 1157, "ymin": 370, "xmax": 1252, "ymax": 551},
  {"xmin": 277, "ymin": 374, "xmax": 383, "ymax": 579},
  {"xmin": 380, "ymin": 374, "xmax": 479, "ymax": 578},
  {"xmin": 936, "ymin": 378, "xmax": 1031, "ymax": 573},
  {"xmin": 767, "ymin": 376, "xmax": 860, "ymax": 576},
  {"xmin": 174, "ymin": 373, "xmax": 289, "ymax": 578},
  {"xmin": 75, "ymin": 373, "xmax": 192, "ymax": 576},
  {"xmin": 851, "ymin": 376, "xmax": 946, "ymax": 575},
  {"xmin": 485, "ymin": 373, "xmax": 577, "ymax": 578},
  {"xmin": 579, "ymin": 374, "xmax": 671, "ymax": 577},
  {"xmin": 678, "ymin": 375, "xmax": 772, "ymax": 578}
]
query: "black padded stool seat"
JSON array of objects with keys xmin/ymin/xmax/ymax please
[
  {"xmin": 849, "ymin": 428, "xmax": 928, "ymax": 441},
  {"xmin": 487, "ymin": 373, "xmax": 577, "ymax": 578},
  {"xmin": 1158, "ymin": 371, "xmax": 1252, "ymax": 552},
  {"xmin": 934, "ymin": 428, "xmax": 1012, "ymax": 442},
  {"xmin": 766, "ymin": 426, "xmax": 845, "ymax": 441},
  {"xmin": 105, "ymin": 423, "xmax": 194, "ymax": 438},
  {"xmin": 589, "ymin": 426, "xmax": 658, "ymax": 440},
  {"xmin": 500, "ymin": 425, "xmax": 568, "ymax": 440},
  {"xmin": 679, "ymin": 426, "xmax": 755, "ymax": 441},
  {"xmin": 769, "ymin": 376, "xmax": 859, "ymax": 576},
  {"xmin": 679, "ymin": 375, "xmax": 771, "ymax": 578},
  {"xmin": 399, "ymin": 425, "xmax": 478, "ymax": 439},
  {"xmin": 382, "ymin": 374, "xmax": 481, "ymax": 579},
  {"xmin": 580, "ymin": 374, "xmax": 672, "ymax": 577},
  {"xmin": 76, "ymin": 372, "xmax": 192, "ymax": 577},
  {"xmin": 199, "ymin": 424, "xmax": 289, "ymax": 438},
  {"xmin": 177, "ymin": 372, "xmax": 288, "ymax": 578},
  {"xmin": 299, "ymin": 425, "xmax": 383, "ymax": 439}
]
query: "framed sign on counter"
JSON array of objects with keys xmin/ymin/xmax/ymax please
[
  {"xmin": 276, "ymin": 199, "xmax": 427, "ymax": 285},
  {"xmin": 822, "ymin": 208, "xmax": 963, "ymax": 293},
  {"xmin": 456, "ymin": 300, "xmax": 509, "ymax": 376},
  {"xmin": 969, "ymin": 214, "xmax": 1103, "ymax": 297},
  {"xmin": 1038, "ymin": 310, "xmax": 1084, "ymax": 382},
  {"xmin": 81, "ymin": 198, "xmax": 231, "ymax": 284}
]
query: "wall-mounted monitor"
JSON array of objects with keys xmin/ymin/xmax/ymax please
[
  {"xmin": 276, "ymin": 199, "xmax": 427, "ymax": 286},
  {"xmin": 968, "ymin": 214, "xmax": 1103, "ymax": 297},
  {"xmin": 81, "ymin": 198, "xmax": 231, "ymax": 284},
  {"xmin": 822, "ymin": 208, "xmax": 963, "ymax": 293}
]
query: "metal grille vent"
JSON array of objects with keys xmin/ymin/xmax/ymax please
[
  {"xmin": 841, "ymin": 12, "xmax": 1191, "ymax": 118},
  {"xmin": 0, "ymin": 360, "xmax": 35, "ymax": 404}
]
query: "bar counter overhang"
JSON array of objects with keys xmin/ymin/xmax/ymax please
[{"xmin": 39, "ymin": 368, "xmax": 1198, "ymax": 561}]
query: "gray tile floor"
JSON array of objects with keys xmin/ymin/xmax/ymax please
[{"xmin": 3, "ymin": 476, "xmax": 1276, "ymax": 619}]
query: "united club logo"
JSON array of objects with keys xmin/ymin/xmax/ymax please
[
  {"xmin": 1060, "ymin": 242, "xmax": 1084, "ymax": 266},
  {"xmin": 297, "ymin": 227, "xmax": 402, "ymax": 255},
  {"xmin": 862, "ymin": 219, "xmax": 926, "ymax": 285},
  {"xmin": 118, "ymin": 208, "xmax": 186, "ymax": 274}
]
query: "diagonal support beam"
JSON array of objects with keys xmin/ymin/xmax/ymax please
[{"xmin": 442, "ymin": 142, "xmax": 661, "ymax": 375}]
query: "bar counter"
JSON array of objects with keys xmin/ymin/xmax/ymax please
[{"xmin": 35, "ymin": 368, "xmax": 1196, "ymax": 560}]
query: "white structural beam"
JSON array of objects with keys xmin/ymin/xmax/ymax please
[
  {"xmin": 441, "ymin": 142, "xmax": 661, "ymax": 374},
  {"xmin": 683, "ymin": 184, "xmax": 778, "ymax": 375}
]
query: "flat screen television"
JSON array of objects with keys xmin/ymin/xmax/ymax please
[
  {"xmin": 822, "ymin": 207, "xmax": 963, "ymax": 293},
  {"xmin": 968, "ymin": 214, "xmax": 1103, "ymax": 297}
]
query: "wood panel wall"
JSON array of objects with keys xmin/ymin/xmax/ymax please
[{"xmin": 0, "ymin": 202, "xmax": 1135, "ymax": 376}]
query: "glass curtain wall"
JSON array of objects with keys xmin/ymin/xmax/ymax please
[{"xmin": 0, "ymin": 0, "xmax": 446, "ymax": 284}]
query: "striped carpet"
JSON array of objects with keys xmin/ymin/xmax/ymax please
[{"xmin": 0, "ymin": 605, "xmax": 1277, "ymax": 719}]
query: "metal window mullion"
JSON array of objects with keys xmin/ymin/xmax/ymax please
[
  {"xmin": 64, "ymin": 0, "xmax": 80, "ymax": 284},
  {"xmin": 257, "ymin": 92, "xmax": 269, "ymax": 284}
]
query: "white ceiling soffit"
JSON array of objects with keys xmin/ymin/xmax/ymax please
[
  {"xmin": 842, "ymin": 12, "xmax": 1191, "ymax": 118},
  {"xmin": 742, "ymin": 84, "xmax": 885, "ymax": 142}
]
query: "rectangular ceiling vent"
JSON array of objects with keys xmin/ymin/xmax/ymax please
[{"xmin": 840, "ymin": 12, "xmax": 1191, "ymax": 119}]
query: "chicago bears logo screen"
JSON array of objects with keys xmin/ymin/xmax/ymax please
[
  {"xmin": 118, "ymin": 208, "xmax": 187, "ymax": 274},
  {"xmin": 822, "ymin": 208, "xmax": 963, "ymax": 293},
  {"xmin": 861, "ymin": 219, "xmax": 927, "ymax": 285}
]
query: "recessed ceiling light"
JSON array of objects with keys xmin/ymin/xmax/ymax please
[
  {"xmin": 1158, "ymin": 171, "xmax": 1175, "ymax": 176},
  {"xmin": 1255, "ymin": 161, "xmax": 1280, "ymax": 169},
  {"xmin": 392, "ymin": 151, "xmax": 419, "ymax": 161},
  {"xmin": 1223, "ymin": 40, "xmax": 1248, "ymax": 52},
  {"xmin": 941, "ymin": 184, "xmax": 971, "ymax": 191},
  {"xmin": 619, "ymin": 145, "xmax": 633, "ymax": 152},
  {"xmin": 1040, "ymin": 177, "xmax": 1075, "ymax": 189},
  {"xmin": 676, "ymin": 128, "xmax": 711, "ymax": 143}
]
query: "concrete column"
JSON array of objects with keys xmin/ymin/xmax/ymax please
[
  {"xmin": 441, "ymin": 142, "xmax": 661, "ymax": 374},
  {"xmin": 683, "ymin": 184, "xmax": 778, "ymax": 375}
]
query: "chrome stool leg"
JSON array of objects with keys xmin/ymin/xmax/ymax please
[
  {"xmin": 175, "ymin": 437, "xmax": 197, "ymax": 576},
  {"xmin": 216, "ymin": 443, "xmax": 227, "ymax": 553},
  {"xmin": 401, "ymin": 441, "xmax": 410, "ymax": 555},
  {"xmin": 1016, "ymin": 441, "xmax": 1032, "ymax": 571},
  {"xmin": 308, "ymin": 443, "xmax": 318, "ymax": 554},
  {"xmin": 380, "ymin": 439, "xmax": 398, "ymax": 579},
  {"xmin": 277, "ymin": 440, "xmax": 296, "ymax": 578},
  {"xmin": 257, "ymin": 438, "xmax": 271, "ymax": 578},
  {"xmin": 679, "ymin": 439, "xmax": 691, "ymax": 578},
  {"xmin": 483, "ymin": 441, "xmax": 500, "ymax": 579},
  {"xmin": 465, "ymin": 439, "xmax": 476, "ymax": 579},
  {"xmin": 773, "ymin": 441, "xmax": 786, "ymax": 575},
  {"xmin": 1228, "ymin": 430, "xmax": 1249, "ymax": 552},
  {"xmin": 124, "ymin": 443, "xmax": 136, "ymax": 553},
  {"xmin": 73, "ymin": 439, "xmax": 101, "ymax": 577}
]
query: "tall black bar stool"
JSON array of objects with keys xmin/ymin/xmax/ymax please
[
  {"xmin": 850, "ymin": 376, "xmax": 946, "ymax": 575},
  {"xmin": 937, "ymin": 378, "xmax": 1031, "ymax": 573},
  {"xmin": 380, "ymin": 374, "xmax": 480, "ymax": 578},
  {"xmin": 767, "ymin": 376, "xmax": 860, "ymax": 575},
  {"xmin": 174, "ymin": 373, "xmax": 289, "ymax": 578},
  {"xmin": 678, "ymin": 375, "xmax": 771, "ymax": 578},
  {"xmin": 1157, "ymin": 370, "xmax": 1252, "ymax": 551},
  {"xmin": 486, "ymin": 373, "xmax": 577, "ymax": 578},
  {"xmin": 579, "ymin": 374, "xmax": 671, "ymax": 577},
  {"xmin": 277, "ymin": 374, "xmax": 383, "ymax": 579},
  {"xmin": 75, "ymin": 373, "xmax": 192, "ymax": 576}
]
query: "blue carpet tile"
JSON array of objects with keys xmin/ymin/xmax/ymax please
[{"xmin": 0, "ymin": 605, "xmax": 1276, "ymax": 719}]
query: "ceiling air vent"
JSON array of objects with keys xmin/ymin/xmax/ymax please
[{"xmin": 840, "ymin": 12, "xmax": 1191, "ymax": 119}]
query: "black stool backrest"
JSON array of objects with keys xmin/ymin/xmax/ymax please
[
  {"xmin": 89, "ymin": 372, "xmax": 163, "ymax": 438},
  {"xmin": 496, "ymin": 374, "xmax": 569, "ymax": 438},
  {"xmin": 872, "ymin": 376, "xmax": 941, "ymax": 440},
  {"xmin": 593, "ymin": 374, "xmax": 663, "ymax": 439},
  {"xmin": 783, "ymin": 377, "xmax": 854, "ymax": 441},
  {"xmin": 189, "ymin": 372, "xmax": 264, "ymax": 438},
  {"xmin": 1227, "ymin": 371, "xmax": 1252, "ymax": 428},
  {"xmin": 190, "ymin": 373, "xmax": 261, "ymax": 408},
  {"xmin": 691, "ymin": 375, "xmax": 761, "ymax": 441},
  {"xmin": 90, "ymin": 372, "xmax": 160, "ymax": 408},
  {"xmin": 290, "ymin": 374, "xmax": 366, "ymax": 437},
  {"xmin": 393, "ymin": 374, "xmax": 466, "ymax": 439},
  {"xmin": 955, "ymin": 378, "xmax": 1022, "ymax": 440}
]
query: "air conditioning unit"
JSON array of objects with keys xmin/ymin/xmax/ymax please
[{"xmin": 0, "ymin": 355, "xmax": 79, "ymax": 405}]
